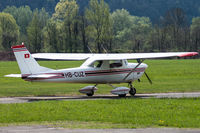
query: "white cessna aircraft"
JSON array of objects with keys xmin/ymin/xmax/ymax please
[{"xmin": 5, "ymin": 43, "xmax": 198, "ymax": 97}]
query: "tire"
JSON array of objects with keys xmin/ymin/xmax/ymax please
[
  {"xmin": 118, "ymin": 94, "xmax": 126, "ymax": 97},
  {"xmin": 129, "ymin": 87, "xmax": 136, "ymax": 96},
  {"xmin": 86, "ymin": 90, "xmax": 94, "ymax": 96}
]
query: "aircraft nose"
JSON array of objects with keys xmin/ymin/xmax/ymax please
[{"xmin": 142, "ymin": 63, "xmax": 148, "ymax": 69}]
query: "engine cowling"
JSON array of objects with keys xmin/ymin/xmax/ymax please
[
  {"xmin": 79, "ymin": 86, "xmax": 98, "ymax": 94},
  {"xmin": 111, "ymin": 87, "xmax": 130, "ymax": 95}
]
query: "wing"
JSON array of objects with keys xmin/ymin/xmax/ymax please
[
  {"xmin": 32, "ymin": 53, "xmax": 93, "ymax": 60},
  {"xmin": 32, "ymin": 52, "xmax": 198, "ymax": 61},
  {"xmin": 95, "ymin": 52, "xmax": 198, "ymax": 60}
]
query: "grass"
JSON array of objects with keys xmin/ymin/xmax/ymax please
[
  {"xmin": 0, "ymin": 59, "xmax": 200, "ymax": 128},
  {"xmin": 0, "ymin": 98, "xmax": 200, "ymax": 128},
  {"xmin": 0, "ymin": 59, "xmax": 200, "ymax": 97}
]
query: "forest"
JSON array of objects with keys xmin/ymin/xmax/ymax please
[{"xmin": 0, "ymin": 0, "xmax": 199, "ymax": 54}]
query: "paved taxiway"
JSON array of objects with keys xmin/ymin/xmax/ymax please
[
  {"xmin": 0, "ymin": 92, "xmax": 200, "ymax": 104},
  {"xmin": 0, "ymin": 126, "xmax": 200, "ymax": 133}
]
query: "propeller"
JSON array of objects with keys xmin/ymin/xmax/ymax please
[
  {"xmin": 123, "ymin": 59, "xmax": 144, "ymax": 80},
  {"xmin": 136, "ymin": 59, "xmax": 152, "ymax": 84}
]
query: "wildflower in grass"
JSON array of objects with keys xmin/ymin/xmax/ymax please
[{"xmin": 158, "ymin": 120, "xmax": 165, "ymax": 126}]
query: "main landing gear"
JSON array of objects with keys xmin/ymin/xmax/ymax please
[
  {"xmin": 110, "ymin": 82, "xmax": 137, "ymax": 97},
  {"xmin": 79, "ymin": 85, "xmax": 98, "ymax": 97},
  {"xmin": 128, "ymin": 82, "xmax": 136, "ymax": 96},
  {"xmin": 79, "ymin": 83, "xmax": 137, "ymax": 97}
]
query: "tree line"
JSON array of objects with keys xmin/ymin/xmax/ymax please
[
  {"xmin": 1, "ymin": 0, "xmax": 200, "ymax": 24},
  {"xmin": 0, "ymin": 0, "xmax": 199, "ymax": 53}
]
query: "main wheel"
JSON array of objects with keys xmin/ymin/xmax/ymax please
[
  {"xmin": 86, "ymin": 90, "xmax": 94, "ymax": 96},
  {"xmin": 118, "ymin": 94, "xmax": 126, "ymax": 97},
  {"xmin": 129, "ymin": 87, "xmax": 136, "ymax": 96}
]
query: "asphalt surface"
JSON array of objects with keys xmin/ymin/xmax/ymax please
[
  {"xmin": 0, "ymin": 92, "xmax": 200, "ymax": 104},
  {"xmin": 0, "ymin": 126, "xmax": 200, "ymax": 133}
]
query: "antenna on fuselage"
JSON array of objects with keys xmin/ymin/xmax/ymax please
[
  {"xmin": 101, "ymin": 44, "xmax": 108, "ymax": 53},
  {"xmin": 87, "ymin": 45, "xmax": 93, "ymax": 54}
]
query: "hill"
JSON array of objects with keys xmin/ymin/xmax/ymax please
[{"xmin": 0, "ymin": 0, "xmax": 199, "ymax": 23}]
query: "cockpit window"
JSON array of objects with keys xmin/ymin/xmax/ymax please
[{"xmin": 109, "ymin": 60, "xmax": 122, "ymax": 68}]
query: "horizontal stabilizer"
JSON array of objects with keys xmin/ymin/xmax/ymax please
[
  {"xmin": 27, "ymin": 74, "xmax": 63, "ymax": 79},
  {"xmin": 4, "ymin": 74, "xmax": 21, "ymax": 78}
]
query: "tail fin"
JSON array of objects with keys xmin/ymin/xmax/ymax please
[{"xmin": 12, "ymin": 43, "xmax": 53, "ymax": 75}]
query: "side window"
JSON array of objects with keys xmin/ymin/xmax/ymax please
[
  {"xmin": 90, "ymin": 60, "xmax": 103, "ymax": 68},
  {"xmin": 96, "ymin": 61, "xmax": 103, "ymax": 68},
  {"xmin": 109, "ymin": 60, "xmax": 122, "ymax": 68}
]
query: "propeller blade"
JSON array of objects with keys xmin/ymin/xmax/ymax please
[
  {"xmin": 144, "ymin": 72, "xmax": 152, "ymax": 84},
  {"xmin": 123, "ymin": 59, "xmax": 144, "ymax": 80}
]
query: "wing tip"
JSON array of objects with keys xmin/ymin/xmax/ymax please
[{"xmin": 178, "ymin": 52, "xmax": 199, "ymax": 57}]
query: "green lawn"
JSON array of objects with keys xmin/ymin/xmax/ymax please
[
  {"xmin": 0, "ymin": 59, "xmax": 200, "ymax": 97},
  {"xmin": 0, "ymin": 98, "xmax": 200, "ymax": 128},
  {"xmin": 0, "ymin": 59, "xmax": 200, "ymax": 128}
]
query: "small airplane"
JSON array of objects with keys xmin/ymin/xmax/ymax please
[{"xmin": 5, "ymin": 43, "xmax": 198, "ymax": 97}]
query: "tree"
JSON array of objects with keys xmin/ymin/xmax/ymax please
[
  {"xmin": 161, "ymin": 8, "xmax": 188, "ymax": 51},
  {"xmin": 53, "ymin": 0, "xmax": 79, "ymax": 52},
  {"xmin": 3, "ymin": 6, "xmax": 33, "ymax": 44},
  {"xmin": 86, "ymin": 0, "xmax": 112, "ymax": 53},
  {"xmin": 3, "ymin": 6, "xmax": 33, "ymax": 35},
  {"xmin": 27, "ymin": 8, "xmax": 49, "ymax": 52},
  {"xmin": 79, "ymin": 14, "xmax": 89, "ymax": 53},
  {"xmin": 0, "ymin": 26, "xmax": 2, "ymax": 51},
  {"xmin": 43, "ymin": 19, "xmax": 59, "ymax": 52},
  {"xmin": 191, "ymin": 17, "xmax": 200, "ymax": 51},
  {"xmin": 0, "ymin": 12, "xmax": 19, "ymax": 50},
  {"xmin": 111, "ymin": 9, "xmax": 152, "ymax": 52},
  {"xmin": 111, "ymin": 9, "xmax": 134, "ymax": 51},
  {"xmin": 130, "ymin": 16, "xmax": 152, "ymax": 52}
]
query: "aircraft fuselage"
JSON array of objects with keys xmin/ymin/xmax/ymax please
[{"xmin": 23, "ymin": 61, "xmax": 148, "ymax": 84}]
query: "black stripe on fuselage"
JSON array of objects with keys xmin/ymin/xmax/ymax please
[{"xmin": 85, "ymin": 68, "xmax": 145, "ymax": 76}]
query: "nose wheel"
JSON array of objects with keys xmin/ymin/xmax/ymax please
[{"xmin": 129, "ymin": 83, "xmax": 136, "ymax": 96}]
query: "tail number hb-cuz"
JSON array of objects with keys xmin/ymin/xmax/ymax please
[{"xmin": 65, "ymin": 71, "xmax": 85, "ymax": 78}]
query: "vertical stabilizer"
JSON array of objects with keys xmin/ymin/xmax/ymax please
[{"xmin": 12, "ymin": 43, "xmax": 53, "ymax": 75}]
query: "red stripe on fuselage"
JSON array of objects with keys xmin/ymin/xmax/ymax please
[{"xmin": 24, "ymin": 76, "xmax": 65, "ymax": 81}]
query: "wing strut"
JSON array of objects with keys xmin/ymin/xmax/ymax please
[
  {"xmin": 123, "ymin": 59, "xmax": 144, "ymax": 80},
  {"xmin": 144, "ymin": 72, "xmax": 152, "ymax": 84}
]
